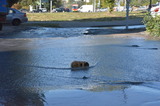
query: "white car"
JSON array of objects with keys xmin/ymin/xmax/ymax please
[
  {"xmin": 39, "ymin": 8, "xmax": 47, "ymax": 12},
  {"xmin": 150, "ymin": 5, "xmax": 160, "ymax": 17},
  {"xmin": 6, "ymin": 8, "xmax": 28, "ymax": 26}
]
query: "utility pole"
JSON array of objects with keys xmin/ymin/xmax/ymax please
[
  {"xmin": 148, "ymin": 0, "xmax": 152, "ymax": 11},
  {"xmin": 39, "ymin": 0, "xmax": 42, "ymax": 9},
  {"xmin": 50, "ymin": 0, "xmax": 52, "ymax": 12},
  {"xmin": 125, "ymin": 0, "xmax": 130, "ymax": 30}
]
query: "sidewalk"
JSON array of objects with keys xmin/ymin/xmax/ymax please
[{"xmin": 28, "ymin": 18, "xmax": 144, "ymax": 28}]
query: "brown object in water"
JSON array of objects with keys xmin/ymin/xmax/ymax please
[{"xmin": 71, "ymin": 61, "xmax": 89, "ymax": 69}]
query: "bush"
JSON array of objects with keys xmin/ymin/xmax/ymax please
[{"xmin": 143, "ymin": 14, "xmax": 160, "ymax": 37}]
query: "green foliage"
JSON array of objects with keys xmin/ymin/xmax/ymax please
[
  {"xmin": 130, "ymin": 0, "xmax": 158, "ymax": 6},
  {"xmin": 106, "ymin": 0, "xmax": 115, "ymax": 13},
  {"xmin": 19, "ymin": 0, "xmax": 37, "ymax": 6},
  {"xmin": 7, "ymin": 0, "xmax": 38, "ymax": 8},
  {"xmin": 100, "ymin": 0, "xmax": 107, "ymax": 8},
  {"xmin": 143, "ymin": 14, "xmax": 160, "ymax": 37},
  {"xmin": 120, "ymin": 0, "xmax": 125, "ymax": 6},
  {"xmin": 43, "ymin": 2, "xmax": 49, "ymax": 10},
  {"xmin": 100, "ymin": 0, "xmax": 115, "ymax": 12},
  {"xmin": 52, "ymin": 0, "xmax": 63, "ymax": 8},
  {"xmin": 7, "ymin": 0, "xmax": 39, "ymax": 7}
]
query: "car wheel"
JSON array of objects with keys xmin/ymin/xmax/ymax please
[{"xmin": 12, "ymin": 19, "xmax": 21, "ymax": 26}]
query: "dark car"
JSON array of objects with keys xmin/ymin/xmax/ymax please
[
  {"xmin": 52, "ymin": 8, "xmax": 70, "ymax": 12},
  {"xmin": 32, "ymin": 9, "xmax": 42, "ymax": 13},
  {"xmin": 63, "ymin": 8, "xmax": 70, "ymax": 12}
]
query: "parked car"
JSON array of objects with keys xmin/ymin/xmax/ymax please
[
  {"xmin": 6, "ymin": 8, "xmax": 28, "ymax": 26},
  {"xmin": 52, "ymin": 8, "xmax": 70, "ymax": 12},
  {"xmin": 32, "ymin": 9, "xmax": 42, "ymax": 13},
  {"xmin": 150, "ymin": 5, "xmax": 160, "ymax": 17},
  {"xmin": 122, "ymin": 7, "xmax": 133, "ymax": 12},
  {"xmin": 39, "ymin": 8, "xmax": 47, "ymax": 12},
  {"xmin": 114, "ymin": 6, "xmax": 124, "ymax": 12},
  {"xmin": 19, "ymin": 9, "xmax": 29, "ymax": 13},
  {"xmin": 32, "ymin": 8, "xmax": 47, "ymax": 13},
  {"xmin": 63, "ymin": 8, "xmax": 70, "ymax": 12},
  {"xmin": 52, "ymin": 8, "xmax": 62, "ymax": 12},
  {"xmin": 97, "ymin": 8, "xmax": 108, "ymax": 12},
  {"xmin": 134, "ymin": 6, "xmax": 147, "ymax": 11}
]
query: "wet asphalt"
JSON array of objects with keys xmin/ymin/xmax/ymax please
[{"xmin": 0, "ymin": 26, "xmax": 160, "ymax": 105}]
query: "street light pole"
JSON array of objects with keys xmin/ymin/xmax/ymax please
[{"xmin": 125, "ymin": 0, "xmax": 130, "ymax": 30}]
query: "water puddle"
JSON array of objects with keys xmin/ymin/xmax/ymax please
[{"xmin": 1, "ymin": 25, "xmax": 160, "ymax": 106}]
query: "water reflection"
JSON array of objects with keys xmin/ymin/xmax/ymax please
[
  {"xmin": 0, "ymin": 51, "xmax": 45, "ymax": 105},
  {"xmin": 0, "ymin": 88, "xmax": 45, "ymax": 105}
]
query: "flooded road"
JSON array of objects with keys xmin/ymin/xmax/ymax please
[{"xmin": 0, "ymin": 27, "xmax": 160, "ymax": 106}]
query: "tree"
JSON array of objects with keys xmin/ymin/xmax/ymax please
[
  {"xmin": 7, "ymin": 0, "xmax": 19, "ymax": 7},
  {"xmin": 52, "ymin": 0, "xmax": 63, "ymax": 8},
  {"xmin": 19, "ymin": 0, "xmax": 37, "ymax": 7},
  {"xmin": 100, "ymin": 0, "xmax": 115, "ymax": 13},
  {"xmin": 7, "ymin": 0, "xmax": 38, "ymax": 7},
  {"xmin": 11, "ymin": 3, "xmax": 22, "ymax": 9},
  {"xmin": 100, "ymin": 0, "xmax": 107, "ymax": 8},
  {"xmin": 130, "ymin": 0, "xmax": 158, "ymax": 6},
  {"xmin": 106, "ymin": 0, "xmax": 115, "ymax": 13}
]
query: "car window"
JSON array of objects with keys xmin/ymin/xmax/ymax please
[{"xmin": 9, "ymin": 9, "xmax": 15, "ymax": 14}]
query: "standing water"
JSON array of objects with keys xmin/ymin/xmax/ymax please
[{"xmin": 0, "ymin": 26, "xmax": 160, "ymax": 106}]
